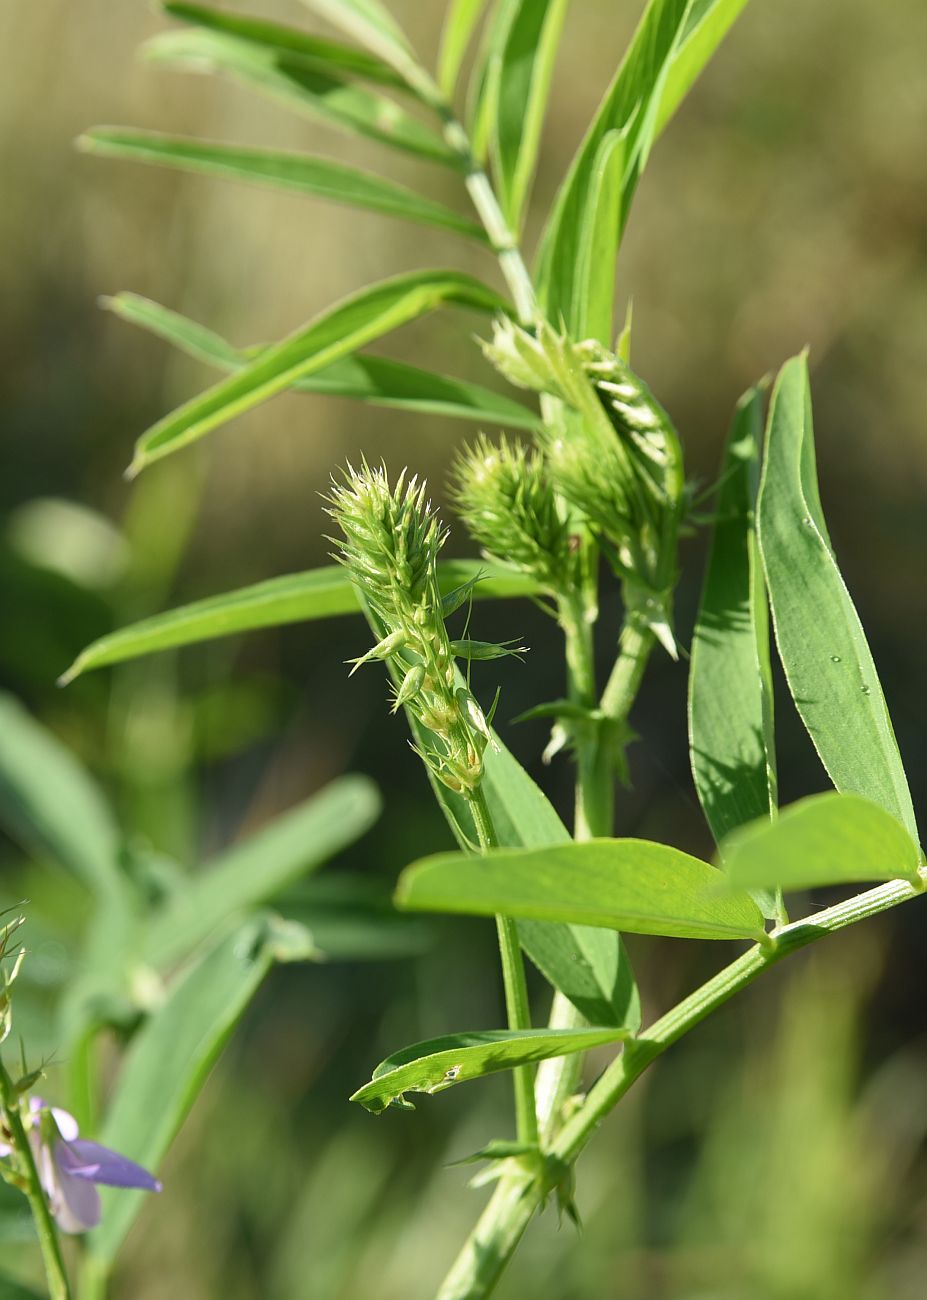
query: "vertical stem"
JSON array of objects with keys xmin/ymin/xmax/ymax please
[
  {"xmin": 0, "ymin": 1060, "xmax": 72, "ymax": 1300},
  {"xmin": 468, "ymin": 788, "xmax": 539, "ymax": 1148}
]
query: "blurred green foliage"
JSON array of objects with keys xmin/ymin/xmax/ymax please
[{"xmin": 1, "ymin": 0, "xmax": 926, "ymax": 1295}]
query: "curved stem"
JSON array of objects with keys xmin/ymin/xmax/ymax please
[
  {"xmin": 440, "ymin": 875, "xmax": 924, "ymax": 1296},
  {"xmin": 0, "ymin": 1060, "xmax": 72, "ymax": 1300}
]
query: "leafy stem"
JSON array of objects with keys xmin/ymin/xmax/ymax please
[
  {"xmin": 0, "ymin": 1058, "xmax": 72, "ymax": 1300},
  {"xmin": 469, "ymin": 787, "xmax": 538, "ymax": 1148}
]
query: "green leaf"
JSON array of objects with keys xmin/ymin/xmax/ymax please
[
  {"xmin": 299, "ymin": 0, "xmax": 419, "ymax": 83},
  {"xmin": 144, "ymin": 26, "xmax": 452, "ymax": 164},
  {"xmin": 163, "ymin": 1, "xmax": 408, "ymax": 88},
  {"xmin": 652, "ymin": 0, "xmax": 752, "ymax": 138},
  {"xmin": 571, "ymin": 128, "xmax": 628, "ymax": 344},
  {"xmin": 722, "ymin": 792, "xmax": 922, "ymax": 892},
  {"xmin": 144, "ymin": 776, "xmax": 381, "ymax": 965},
  {"xmin": 466, "ymin": 0, "xmax": 518, "ymax": 163},
  {"xmin": 350, "ymin": 1026, "xmax": 632, "ymax": 1113},
  {"xmin": 126, "ymin": 270, "xmax": 507, "ymax": 475},
  {"xmin": 397, "ymin": 839, "xmax": 767, "ymax": 941},
  {"xmin": 59, "ymin": 561, "xmax": 540, "ymax": 683},
  {"xmin": 0, "ymin": 693, "xmax": 121, "ymax": 893},
  {"xmin": 757, "ymin": 354, "xmax": 919, "ymax": 847},
  {"xmin": 102, "ymin": 292, "xmax": 540, "ymax": 430},
  {"xmin": 536, "ymin": 0, "xmax": 752, "ymax": 329},
  {"xmin": 79, "ymin": 129, "xmax": 485, "ymax": 240},
  {"xmin": 438, "ymin": 0, "xmax": 489, "ymax": 96},
  {"xmin": 491, "ymin": 0, "xmax": 569, "ymax": 230},
  {"xmin": 689, "ymin": 386, "xmax": 779, "ymax": 917},
  {"xmin": 85, "ymin": 920, "xmax": 281, "ymax": 1269}
]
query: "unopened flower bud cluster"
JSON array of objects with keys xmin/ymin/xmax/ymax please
[{"xmin": 328, "ymin": 463, "xmax": 493, "ymax": 795}]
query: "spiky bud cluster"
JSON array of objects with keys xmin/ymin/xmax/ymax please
[
  {"xmin": 450, "ymin": 434, "xmax": 575, "ymax": 593},
  {"xmin": 0, "ymin": 913, "xmax": 25, "ymax": 1046},
  {"xmin": 482, "ymin": 317, "xmax": 685, "ymax": 651},
  {"xmin": 327, "ymin": 463, "xmax": 494, "ymax": 795}
]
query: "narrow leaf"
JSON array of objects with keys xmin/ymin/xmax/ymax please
[
  {"xmin": 536, "ymin": 0, "xmax": 753, "ymax": 329},
  {"xmin": 144, "ymin": 26, "xmax": 453, "ymax": 164},
  {"xmin": 126, "ymin": 270, "xmax": 507, "ymax": 475},
  {"xmin": 350, "ymin": 1026, "xmax": 631, "ymax": 1113},
  {"xmin": 299, "ymin": 0, "xmax": 419, "ymax": 82},
  {"xmin": 80, "ymin": 129, "xmax": 485, "ymax": 240},
  {"xmin": 722, "ymin": 792, "xmax": 922, "ymax": 892},
  {"xmin": 145, "ymin": 776, "xmax": 381, "ymax": 965},
  {"xmin": 492, "ymin": 0, "xmax": 570, "ymax": 230},
  {"xmin": 59, "ymin": 561, "xmax": 540, "ymax": 683},
  {"xmin": 757, "ymin": 354, "xmax": 919, "ymax": 846},
  {"xmin": 689, "ymin": 388, "xmax": 777, "ymax": 850},
  {"xmin": 397, "ymin": 839, "xmax": 767, "ymax": 941},
  {"xmin": 102, "ymin": 292, "xmax": 540, "ymax": 430},
  {"xmin": 438, "ymin": 0, "xmax": 489, "ymax": 96},
  {"xmin": 0, "ymin": 693, "xmax": 121, "ymax": 893},
  {"xmin": 571, "ymin": 128, "xmax": 628, "ymax": 344},
  {"xmin": 163, "ymin": 1, "xmax": 407, "ymax": 88},
  {"xmin": 86, "ymin": 920, "xmax": 279, "ymax": 1267}
]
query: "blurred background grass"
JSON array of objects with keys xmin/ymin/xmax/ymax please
[{"xmin": 2, "ymin": 1, "xmax": 926, "ymax": 1296}]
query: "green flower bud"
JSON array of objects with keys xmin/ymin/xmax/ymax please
[
  {"xmin": 328, "ymin": 461, "xmax": 495, "ymax": 794},
  {"xmin": 451, "ymin": 434, "xmax": 575, "ymax": 594}
]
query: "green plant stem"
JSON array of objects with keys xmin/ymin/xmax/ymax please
[
  {"xmin": 600, "ymin": 616, "xmax": 654, "ymax": 723},
  {"xmin": 0, "ymin": 1059, "xmax": 72, "ymax": 1300},
  {"xmin": 437, "ymin": 874, "xmax": 925, "ymax": 1297},
  {"xmin": 469, "ymin": 788, "xmax": 539, "ymax": 1148}
]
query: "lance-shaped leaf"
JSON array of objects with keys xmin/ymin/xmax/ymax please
[
  {"xmin": 571, "ymin": 128, "xmax": 628, "ymax": 345},
  {"xmin": 757, "ymin": 354, "xmax": 919, "ymax": 847},
  {"xmin": 126, "ymin": 269, "xmax": 507, "ymax": 475},
  {"xmin": 299, "ymin": 0, "xmax": 421, "ymax": 86},
  {"xmin": 80, "ymin": 129, "xmax": 485, "ymax": 241},
  {"xmin": 102, "ymin": 292, "xmax": 540, "ymax": 430},
  {"xmin": 350, "ymin": 1026, "xmax": 632, "ymax": 1113},
  {"xmin": 536, "ymin": 0, "xmax": 753, "ymax": 328},
  {"xmin": 722, "ymin": 793, "xmax": 922, "ymax": 893},
  {"xmin": 397, "ymin": 839, "xmax": 767, "ymax": 941},
  {"xmin": 59, "ymin": 561, "xmax": 539, "ymax": 683},
  {"xmin": 689, "ymin": 386, "xmax": 779, "ymax": 917},
  {"xmin": 491, "ymin": 0, "xmax": 570, "ymax": 230},
  {"xmin": 144, "ymin": 25, "xmax": 452, "ymax": 164},
  {"xmin": 438, "ymin": 0, "xmax": 489, "ymax": 96},
  {"xmin": 162, "ymin": 1, "xmax": 407, "ymax": 89},
  {"xmin": 144, "ymin": 776, "xmax": 381, "ymax": 965},
  {"xmin": 84, "ymin": 918, "xmax": 289, "ymax": 1270},
  {"xmin": 0, "ymin": 693, "xmax": 122, "ymax": 894}
]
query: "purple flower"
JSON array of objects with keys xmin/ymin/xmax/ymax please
[{"xmin": 0, "ymin": 1097, "xmax": 161, "ymax": 1234}]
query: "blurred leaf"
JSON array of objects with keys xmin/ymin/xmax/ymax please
[
  {"xmin": 0, "ymin": 1273, "xmax": 43, "ymax": 1299},
  {"xmin": 144, "ymin": 26, "xmax": 453, "ymax": 164},
  {"xmin": 0, "ymin": 693, "xmax": 121, "ymax": 893},
  {"xmin": 103, "ymin": 292, "xmax": 540, "ymax": 429},
  {"xmin": 536, "ymin": 0, "xmax": 752, "ymax": 329},
  {"xmin": 397, "ymin": 839, "xmax": 767, "ymax": 941},
  {"xmin": 722, "ymin": 792, "xmax": 922, "ymax": 892},
  {"xmin": 80, "ymin": 129, "xmax": 485, "ymax": 240},
  {"xmin": 144, "ymin": 776, "xmax": 381, "ymax": 965},
  {"xmin": 491, "ymin": 0, "xmax": 569, "ymax": 230},
  {"xmin": 163, "ymin": 1, "xmax": 407, "ymax": 88},
  {"xmin": 299, "ymin": 0, "xmax": 418, "ymax": 81},
  {"xmin": 281, "ymin": 874, "xmax": 432, "ymax": 960},
  {"xmin": 85, "ymin": 919, "xmax": 281, "ymax": 1270},
  {"xmin": 571, "ymin": 128, "xmax": 628, "ymax": 344},
  {"xmin": 438, "ymin": 0, "xmax": 489, "ymax": 95},
  {"xmin": 689, "ymin": 387, "xmax": 779, "ymax": 918},
  {"xmin": 126, "ymin": 270, "xmax": 508, "ymax": 475},
  {"xmin": 60, "ymin": 560, "xmax": 540, "ymax": 682},
  {"xmin": 350, "ymin": 1026, "xmax": 632, "ymax": 1113},
  {"xmin": 757, "ymin": 354, "xmax": 919, "ymax": 846},
  {"xmin": 466, "ymin": 0, "xmax": 517, "ymax": 163}
]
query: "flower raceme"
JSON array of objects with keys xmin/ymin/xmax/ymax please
[
  {"xmin": 0, "ymin": 1097, "xmax": 161, "ymax": 1234},
  {"xmin": 327, "ymin": 462, "xmax": 503, "ymax": 797}
]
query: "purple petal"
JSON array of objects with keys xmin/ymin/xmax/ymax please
[
  {"xmin": 38, "ymin": 1142, "xmax": 101, "ymax": 1234},
  {"xmin": 57, "ymin": 1139, "xmax": 162, "ymax": 1192},
  {"xmin": 0, "ymin": 1141, "xmax": 11, "ymax": 1158}
]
